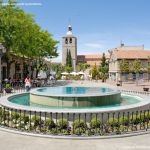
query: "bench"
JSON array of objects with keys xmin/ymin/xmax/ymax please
[{"xmin": 143, "ymin": 87, "xmax": 149, "ymax": 92}]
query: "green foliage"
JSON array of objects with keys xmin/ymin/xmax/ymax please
[
  {"xmin": 147, "ymin": 56, "xmax": 150, "ymax": 80},
  {"xmin": 0, "ymin": 108, "xmax": 3, "ymax": 117},
  {"xmin": 90, "ymin": 118, "xmax": 101, "ymax": 129},
  {"xmin": 73, "ymin": 119, "xmax": 87, "ymax": 129},
  {"xmin": 68, "ymin": 50, "xmax": 72, "ymax": 67},
  {"xmin": 31, "ymin": 116, "xmax": 41, "ymax": 127},
  {"xmin": 119, "ymin": 59, "xmax": 130, "ymax": 73},
  {"xmin": 91, "ymin": 63, "xmax": 99, "ymax": 80},
  {"xmin": 21, "ymin": 114, "xmax": 29, "ymax": 125},
  {"xmin": 0, "ymin": 1, "xmax": 58, "ymax": 77},
  {"xmin": 107, "ymin": 118, "xmax": 120, "ymax": 127},
  {"xmin": 132, "ymin": 59, "xmax": 142, "ymax": 73},
  {"xmin": 58, "ymin": 118, "xmax": 68, "ymax": 129},
  {"xmin": 4, "ymin": 83, "xmax": 12, "ymax": 89},
  {"xmin": 11, "ymin": 112, "xmax": 20, "ymax": 120},
  {"xmin": 77, "ymin": 63, "xmax": 90, "ymax": 72},
  {"xmin": 46, "ymin": 118, "xmax": 56, "ymax": 129},
  {"xmin": 119, "ymin": 117, "xmax": 130, "ymax": 126},
  {"xmin": 74, "ymin": 128, "xmax": 86, "ymax": 135},
  {"xmin": 131, "ymin": 59, "xmax": 142, "ymax": 85},
  {"xmin": 66, "ymin": 49, "xmax": 69, "ymax": 66},
  {"xmin": 130, "ymin": 115, "xmax": 141, "ymax": 125},
  {"xmin": 65, "ymin": 65, "xmax": 73, "ymax": 73},
  {"xmin": 66, "ymin": 49, "xmax": 72, "ymax": 67},
  {"xmin": 99, "ymin": 53, "xmax": 109, "ymax": 82}
]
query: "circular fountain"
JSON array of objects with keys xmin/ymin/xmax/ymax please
[
  {"xmin": 5, "ymin": 86, "xmax": 150, "ymax": 112},
  {"xmin": 30, "ymin": 87, "xmax": 121, "ymax": 108},
  {"xmin": 1, "ymin": 84, "xmax": 150, "ymax": 138}
]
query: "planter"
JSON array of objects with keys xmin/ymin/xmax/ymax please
[{"xmin": 5, "ymin": 88, "xmax": 12, "ymax": 93}]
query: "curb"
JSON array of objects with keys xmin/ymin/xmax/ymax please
[{"xmin": 0, "ymin": 126, "xmax": 150, "ymax": 140}]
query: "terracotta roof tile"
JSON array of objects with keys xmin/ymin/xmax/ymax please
[
  {"xmin": 77, "ymin": 54, "xmax": 110, "ymax": 59},
  {"xmin": 114, "ymin": 50, "xmax": 150, "ymax": 59},
  {"xmin": 86, "ymin": 61, "xmax": 100, "ymax": 66}
]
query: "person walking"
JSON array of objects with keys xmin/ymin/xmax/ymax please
[{"xmin": 24, "ymin": 76, "xmax": 31, "ymax": 92}]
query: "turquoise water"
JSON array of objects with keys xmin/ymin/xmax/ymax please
[
  {"xmin": 35, "ymin": 87, "xmax": 113, "ymax": 95},
  {"xmin": 8, "ymin": 94, "xmax": 141, "ymax": 109}
]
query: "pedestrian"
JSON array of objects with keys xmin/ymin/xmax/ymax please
[{"xmin": 24, "ymin": 76, "xmax": 31, "ymax": 92}]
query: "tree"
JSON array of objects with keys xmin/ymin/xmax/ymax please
[
  {"xmin": 65, "ymin": 65, "xmax": 73, "ymax": 73},
  {"xmin": 65, "ymin": 49, "xmax": 72, "ymax": 72},
  {"xmin": 0, "ymin": 1, "xmax": 58, "ymax": 78},
  {"xmin": 132, "ymin": 59, "xmax": 142, "ymax": 85},
  {"xmin": 77, "ymin": 63, "xmax": 90, "ymax": 72},
  {"xmin": 68, "ymin": 50, "xmax": 72, "ymax": 67},
  {"xmin": 66, "ymin": 49, "xmax": 69, "ymax": 66},
  {"xmin": 99, "ymin": 53, "xmax": 109, "ymax": 82},
  {"xmin": 91, "ymin": 63, "xmax": 99, "ymax": 80},
  {"xmin": 66, "ymin": 49, "xmax": 72, "ymax": 67},
  {"xmin": 119, "ymin": 59, "xmax": 130, "ymax": 82},
  {"xmin": 147, "ymin": 56, "xmax": 150, "ymax": 81}
]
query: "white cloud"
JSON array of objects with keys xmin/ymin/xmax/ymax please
[{"xmin": 84, "ymin": 43, "xmax": 103, "ymax": 49}]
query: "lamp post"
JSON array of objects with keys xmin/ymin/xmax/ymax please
[{"xmin": 0, "ymin": 44, "xmax": 6, "ymax": 92}]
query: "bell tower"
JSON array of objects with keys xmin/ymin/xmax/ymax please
[{"xmin": 62, "ymin": 25, "xmax": 77, "ymax": 70}]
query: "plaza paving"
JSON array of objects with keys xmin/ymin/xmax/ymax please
[
  {"xmin": 0, "ymin": 130, "xmax": 150, "ymax": 150},
  {"xmin": 55, "ymin": 79, "xmax": 150, "ymax": 92},
  {"xmin": 0, "ymin": 80, "xmax": 150, "ymax": 150}
]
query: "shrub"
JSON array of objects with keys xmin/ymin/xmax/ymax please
[
  {"xmin": 85, "ymin": 129, "xmax": 95, "ymax": 136},
  {"xmin": 107, "ymin": 118, "xmax": 120, "ymax": 127},
  {"xmin": 31, "ymin": 116, "xmax": 41, "ymax": 127},
  {"xmin": 5, "ymin": 83, "xmax": 12, "ymax": 89},
  {"xmin": 120, "ymin": 117, "xmax": 130, "ymax": 126},
  {"xmin": 72, "ymin": 119, "xmax": 87, "ymax": 129},
  {"xmin": 21, "ymin": 114, "xmax": 29, "ymax": 125},
  {"xmin": 90, "ymin": 118, "xmax": 101, "ymax": 129},
  {"xmin": 11, "ymin": 112, "xmax": 20, "ymax": 121},
  {"xmin": 130, "ymin": 115, "xmax": 140, "ymax": 125},
  {"xmin": 74, "ymin": 128, "xmax": 86, "ymax": 135},
  {"xmin": 140, "ymin": 112, "xmax": 150, "ymax": 123},
  {"xmin": 50, "ymin": 128, "xmax": 58, "ymax": 135},
  {"xmin": 58, "ymin": 119, "xmax": 68, "ymax": 129},
  {"xmin": 46, "ymin": 118, "xmax": 56, "ymax": 129},
  {"xmin": 0, "ymin": 108, "xmax": 3, "ymax": 117}
]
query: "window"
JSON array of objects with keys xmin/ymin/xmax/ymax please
[
  {"xmin": 65, "ymin": 38, "xmax": 68, "ymax": 44},
  {"xmin": 70, "ymin": 38, "xmax": 72, "ymax": 44}
]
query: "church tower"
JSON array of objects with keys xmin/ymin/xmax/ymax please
[{"xmin": 62, "ymin": 25, "xmax": 77, "ymax": 70}]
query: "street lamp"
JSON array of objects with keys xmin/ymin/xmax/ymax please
[{"xmin": 0, "ymin": 44, "xmax": 6, "ymax": 92}]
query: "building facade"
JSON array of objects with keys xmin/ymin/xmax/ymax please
[
  {"xmin": 62, "ymin": 25, "xmax": 77, "ymax": 71},
  {"xmin": 109, "ymin": 44, "xmax": 150, "ymax": 82},
  {"xmin": 77, "ymin": 54, "xmax": 109, "ymax": 66}
]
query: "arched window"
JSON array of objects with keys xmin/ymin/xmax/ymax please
[
  {"xmin": 65, "ymin": 38, "xmax": 68, "ymax": 44},
  {"xmin": 70, "ymin": 38, "xmax": 72, "ymax": 44}
]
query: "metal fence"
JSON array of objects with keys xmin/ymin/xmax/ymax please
[
  {"xmin": 0, "ymin": 89, "xmax": 150, "ymax": 136},
  {"xmin": 0, "ymin": 105, "xmax": 150, "ymax": 136}
]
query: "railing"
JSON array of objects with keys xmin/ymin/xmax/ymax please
[
  {"xmin": 0, "ymin": 89, "xmax": 149, "ymax": 137},
  {"xmin": 0, "ymin": 106, "xmax": 149, "ymax": 136}
]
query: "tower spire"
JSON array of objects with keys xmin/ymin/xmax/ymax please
[
  {"xmin": 68, "ymin": 25, "xmax": 72, "ymax": 32},
  {"xmin": 66, "ymin": 24, "xmax": 73, "ymax": 35}
]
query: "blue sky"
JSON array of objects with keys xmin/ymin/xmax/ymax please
[{"xmin": 9, "ymin": 0, "xmax": 150, "ymax": 61}]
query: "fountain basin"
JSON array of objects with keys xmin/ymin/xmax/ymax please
[{"xmin": 30, "ymin": 87, "xmax": 121, "ymax": 108}]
